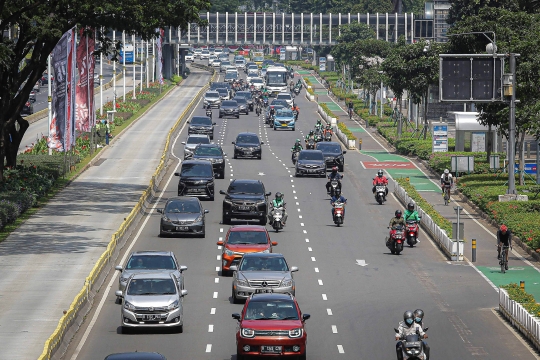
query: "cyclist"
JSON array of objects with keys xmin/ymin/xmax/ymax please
[
  {"xmin": 497, "ymin": 224, "xmax": 512, "ymax": 269},
  {"xmin": 348, "ymin": 101, "xmax": 354, "ymax": 119},
  {"xmin": 440, "ymin": 169, "xmax": 454, "ymax": 198}
]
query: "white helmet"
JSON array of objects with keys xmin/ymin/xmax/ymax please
[{"xmin": 444, "ymin": 169, "xmax": 449, "ymax": 175}]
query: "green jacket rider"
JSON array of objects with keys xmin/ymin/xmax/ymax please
[
  {"xmin": 305, "ymin": 130, "xmax": 315, "ymax": 141},
  {"xmin": 269, "ymin": 192, "xmax": 288, "ymax": 225},
  {"xmin": 291, "ymin": 139, "xmax": 303, "ymax": 152},
  {"xmin": 404, "ymin": 202, "xmax": 420, "ymax": 222}
]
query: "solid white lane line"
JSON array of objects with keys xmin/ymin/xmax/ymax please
[
  {"xmin": 332, "ymin": 325, "xmax": 338, "ymax": 333},
  {"xmin": 206, "ymin": 344, "xmax": 212, "ymax": 353},
  {"xmin": 215, "ymin": 278, "xmax": 219, "ymax": 283},
  {"xmin": 215, "ymin": 266, "xmax": 220, "ymax": 271},
  {"xmin": 322, "ymin": 294, "xmax": 327, "ymax": 300},
  {"xmin": 217, "ymin": 255, "xmax": 221, "ymax": 260},
  {"xmin": 213, "ymin": 292, "xmax": 218, "ymax": 298},
  {"xmin": 211, "ymin": 308, "xmax": 216, "ymax": 314},
  {"xmin": 315, "ymin": 267, "xmax": 319, "ymax": 272},
  {"xmin": 308, "ymin": 247, "xmax": 312, "ymax": 251},
  {"xmin": 311, "ymin": 257, "xmax": 316, "ymax": 261},
  {"xmin": 337, "ymin": 345, "xmax": 344, "ymax": 353},
  {"xmin": 208, "ymin": 324, "xmax": 214, "ymax": 332},
  {"xmin": 318, "ymin": 279, "xmax": 323, "ymax": 285},
  {"xmin": 327, "ymin": 308, "xmax": 333, "ymax": 315}
]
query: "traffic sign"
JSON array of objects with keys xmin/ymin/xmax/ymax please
[{"xmin": 362, "ymin": 161, "xmax": 416, "ymax": 169}]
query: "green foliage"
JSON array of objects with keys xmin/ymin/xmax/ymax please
[
  {"xmin": 320, "ymin": 103, "xmax": 337, "ymax": 119},
  {"xmin": 303, "ymin": 77, "xmax": 313, "ymax": 87},
  {"xmin": 396, "ymin": 178, "xmax": 453, "ymax": 237},
  {"xmin": 337, "ymin": 122, "xmax": 357, "ymax": 141},
  {"xmin": 428, "ymin": 152, "xmax": 505, "ymax": 175},
  {"xmin": 171, "ymin": 75, "xmax": 183, "ymax": 85},
  {"xmin": 501, "ymin": 283, "xmax": 540, "ymax": 317}
]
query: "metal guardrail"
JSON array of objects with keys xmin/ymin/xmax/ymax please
[
  {"xmin": 391, "ymin": 178, "xmax": 463, "ymax": 261},
  {"xmin": 499, "ymin": 288, "xmax": 540, "ymax": 352},
  {"xmin": 38, "ymin": 67, "xmax": 217, "ymax": 360}
]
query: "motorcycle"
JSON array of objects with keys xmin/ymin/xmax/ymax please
[
  {"xmin": 205, "ymin": 109, "xmax": 212, "ymax": 118},
  {"xmin": 292, "ymin": 110, "xmax": 299, "ymax": 121},
  {"xmin": 270, "ymin": 206, "xmax": 285, "ymax": 232},
  {"xmin": 306, "ymin": 138, "xmax": 316, "ymax": 150},
  {"xmin": 266, "ymin": 113, "xmax": 275, "ymax": 126},
  {"xmin": 314, "ymin": 129, "xmax": 323, "ymax": 142},
  {"xmin": 263, "ymin": 98, "xmax": 269, "ymax": 108},
  {"xmin": 327, "ymin": 177, "xmax": 342, "ymax": 197},
  {"xmin": 293, "ymin": 86, "xmax": 301, "ymax": 95},
  {"xmin": 332, "ymin": 201, "xmax": 345, "ymax": 226},
  {"xmin": 387, "ymin": 225, "xmax": 405, "ymax": 255},
  {"xmin": 406, "ymin": 220, "xmax": 420, "ymax": 247},
  {"xmin": 394, "ymin": 327, "xmax": 429, "ymax": 360},
  {"xmin": 375, "ymin": 185, "xmax": 387, "ymax": 205},
  {"xmin": 324, "ymin": 131, "xmax": 332, "ymax": 141},
  {"xmin": 292, "ymin": 150, "xmax": 300, "ymax": 164}
]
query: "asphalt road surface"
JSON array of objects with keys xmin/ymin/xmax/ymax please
[{"xmin": 64, "ymin": 66, "xmax": 538, "ymax": 360}]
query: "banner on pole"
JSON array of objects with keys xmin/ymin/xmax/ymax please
[
  {"xmin": 65, "ymin": 28, "xmax": 76, "ymax": 151},
  {"xmin": 156, "ymin": 28, "xmax": 164, "ymax": 84},
  {"xmin": 75, "ymin": 28, "xmax": 96, "ymax": 132},
  {"xmin": 48, "ymin": 30, "xmax": 70, "ymax": 151}
]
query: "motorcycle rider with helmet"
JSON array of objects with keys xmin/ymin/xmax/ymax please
[
  {"xmin": 372, "ymin": 170, "xmax": 389, "ymax": 197},
  {"xmin": 291, "ymin": 139, "xmax": 303, "ymax": 161},
  {"xmin": 404, "ymin": 202, "xmax": 421, "ymax": 243},
  {"xmin": 395, "ymin": 310, "xmax": 429, "ymax": 360},
  {"xmin": 323, "ymin": 123, "xmax": 333, "ymax": 136},
  {"xmin": 305, "ymin": 130, "xmax": 316, "ymax": 142},
  {"xmin": 205, "ymin": 104, "xmax": 213, "ymax": 118},
  {"xmin": 315, "ymin": 118, "xmax": 323, "ymax": 131},
  {"xmin": 268, "ymin": 192, "xmax": 287, "ymax": 226},
  {"xmin": 331, "ymin": 188, "xmax": 347, "ymax": 219},
  {"xmin": 326, "ymin": 166, "xmax": 343, "ymax": 194},
  {"xmin": 440, "ymin": 168, "xmax": 454, "ymax": 196},
  {"xmin": 389, "ymin": 210, "xmax": 406, "ymax": 229},
  {"xmin": 291, "ymin": 104, "xmax": 300, "ymax": 120}
]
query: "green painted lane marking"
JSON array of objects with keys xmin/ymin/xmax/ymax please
[
  {"xmin": 477, "ymin": 265, "xmax": 540, "ymax": 301},
  {"xmin": 314, "ymin": 90, "xmax": 328, "ymax": 95},
  {"xmin": 348, "ymin": 127, "xmax": 365, "ymax": 133},
  {"xmin": 321, "ymin": 102, "xmax": 343, "ymax": 112},
  {"xmin": 297, "ymin": 70, "xmax": 311, "ymax": 74},
  {"xmin": 360, "ymin": 151, "xmax": 407, "ymax": 162}
]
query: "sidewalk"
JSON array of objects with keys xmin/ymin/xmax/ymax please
[
  {"xmin": 301, "ymin": 68, "xmax": 540, "ymax": 300},
  {"xmin": 0, "ymin": 69, "xmax": 210, "ymax": 360}
]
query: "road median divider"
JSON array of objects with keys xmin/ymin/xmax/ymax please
[{"xmin": 38, "ymin": 68, "xmax": 217, "ymax": 360}]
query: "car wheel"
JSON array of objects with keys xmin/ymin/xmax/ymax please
[
  {"xmin": 210, "ymin": 134, "xmax": 214, "ymax": 140},
  {"xmin": 159, "ymin": 228, "xmax": 167, "ymax": 238},
  {"xmin": 236, "ymin": 352, "xmax": 244, "ymax": 360},
  {"xmin": 200, "ymin": 228, "xmax": 205, "ymax": 238},
  {"xmin": 339, "ymin": 165, "xmax": 344, "ymax": 172},
  {"xmin": 295, "ymin": 171, "xmax": 300, "ymax": 177},
  {"xmin": 273, "ymin": 126, "xmax": 277, "ymax": 130},
  {"xmin": 292, "ymin": 127, "xmax": 295, "ymax": 131},
  {"xmin": 219, "ymin": 114, "xmax": 222, "ymax": 118},
  {"xmin": 259, "ymin": 216, "xmax": 267, "ymax": 225},
  {"xmin": 222, "ymin": 267, "xmax": 230, "ymax": 277},
  {"xmin": 121, "ymin": 326, "xmax": 130, "ymax": 334},
  {"xmin": 233, "ymin": 153, "xmax": 238, "ymax": 159},
  {"xmin": 209, "ymin": 195, "xmax": 214, "ymax": 201},
  {"xmin": 222, "ymin": 213, "xmax": 230, "ymax": 225},
  {"xmin": 297, "ymin": 354, "xmax": 307, "ymax": 360},
  {"xmin": 236, "ymin": 115, "xmax": 240, "ymax": 118},
  {"xmin": 218, "ymin": 172, "xmax": 225, "ymax": 179},
  {"xmin": 177, "ymin": 324, "xmax": 184, "ymax": 333}
]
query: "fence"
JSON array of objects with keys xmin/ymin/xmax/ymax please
[
  {"xmin": 38, "ymin": 66, "xmax": 216, "ymax": 360},
  {"xmin": 391, "ymin": 178, "xmax": 463, "ymax": 261},
  {"xmin": 499, "ymin": 288, "xmax": 540, "ymax": 352}
]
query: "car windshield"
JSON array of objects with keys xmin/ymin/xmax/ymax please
[
  {"xmin": 234, "ymin": 97, "xmax": 247, "ymax": 104},
  {"xmin": 237, "ymin": 92, "xmax": 251, "ymax": 99},
  {"xmin": 272, "ymin": 100, "xmax": 288, "ymax": 107},
  {"xmin": 221, "ymin": 61, "xmax": 231, "ymax": 66},
  {"xmin": 236, "ymin": 134, "xmax": 259, "ymax": 144},
  {"xmin": 298, "ymin": 152, "xmax": 323, "ymax": 160},
  {"xmin": 127, "ymin": 278, "xmax": 177, "ymax": 296},
  {"xmin": 191, "ymin": 117, "xmax": 212, "ymax": 125},
  {"xmin": 180, "ymin": 163, "xmax": 213, "ymax": 177},
  {"xmin": 126, "ymin": 255, "xmax": 177, "ymax": 270},
  {"xmin": 317, "ymin": 144, "xmax": 341, "ymax": 153},
  {"xmin": 222, "ymin": 101, "xmax": 238, "ymax": 107},
  {"xmin": 254, "ymin": 56, "xmax": 264, "ymax": 62},
  {"xmin": 235, "ymin": 60, "xmax": 244, "ymax": 65},
  {"xmin": 228, "ymin": 182, "xmax": 264, "ymax": 194},
  {"xmin": 165, "ymin": 200, "xmax": 201, "ymax": 213},
  {"xmin": 277, "ymin": 109, "xmax": 293, "ymax": 117},
  {"xmin": 277, "ymin": 94, "xmax": 292, "ymax": 101},
  {"xmin": 206, "ymin": 92, "xmax": 219, "ymax": 98},
  {"xmin": 252, "ymin": 78, "xmax": 263, "ymax": 84},
  {"xmin": 186, "ymin": 136, "xmax": 210, "ymax": 145},
  {"xmin": 244, "ymin": 300, "xmax": 299, "ymax": 320},
  {"xmin": 227, "ymin": 231, "xmax": 268, "ymax": 245},
  {"xmin": 216, "ymin": 89, "xmax": 228, "ymax": 95},
  {"xmin": 225, "ymin": 73, "xmax": 237, "ymax": 79},
  {"xmin": 240, "ymin": 256, "xmax": 289, "ymax": 271},
  {"xmin": 195, "ymin": 146, "xmax": 222, "ymax": 156}
]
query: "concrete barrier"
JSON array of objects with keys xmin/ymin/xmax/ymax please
[
  {"xmin": 38, "ymin": 68, "xmax": 217, "ymax": 360},
  {"xmin": 499, "ymin": 288, "xmax": 540, "ymax": 352}
]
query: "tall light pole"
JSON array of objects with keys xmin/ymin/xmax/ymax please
[
  {"xmin": 113, "ymin": 30, "xmax": 116, "ymax": 112},
  {"xmin": 122, "ymin": 30, "xmax": 126, "ymax": 102},
  {"xmin": 140, "ymin": 39, "xmax": 144, "ymax": 92},
  {"xmin": 47, "ymin": 54, "xmax": 52, "ymax": 155},
  {"xmin": 132, "ymin": 34, "xmax": 136, "ymax": 99},
  {"xmin": 99, "ymin": 27, "xmax": 103, "ymax": 116}
]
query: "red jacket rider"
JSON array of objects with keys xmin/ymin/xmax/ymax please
[{"xmin": 373, "ymin": 170, "xmax": 388, "ymax": 186}]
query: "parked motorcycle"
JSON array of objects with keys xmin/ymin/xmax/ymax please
[
  {"xmin": 332, "ymin": 201, "xmax": 345, "ymax": 226},
  {"xmin": 406, "ymin": 220, "xmax": 420, "ymax": 247},
  {"xmin": 375, "ymin": 185, "xmax": 387, "ymax": 205},
  {"xmin": 387, "ymin": 225, "xmax": 405, "ymax": 255},
  {"xmin": 271, "ymin": 206, "xmax": 285, "ymax": 232},
  {"xmin": 394, "ymin": 327, "xmax": 429, "ymax": 360},
  {"xmin": 306, "ymin": 138, "xmax": 315, "ymax": 150}
]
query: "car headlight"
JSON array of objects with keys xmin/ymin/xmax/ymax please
[
  {"xmin": 261, "ymin": 249, "xmax": 270, "ymax": 253},
  {"xmin": 162, "ymin": 215, "xmax": 171, "ymax": 222},
  {"xmin": 224, "ymin": 198, "xmax": 233, "ymax": 205},
  {"xmin": 215, "ymin": 158, "xmax": 224, "ymax": 163},
  {"xmin": 167, "ymin": 300, "xmax": 179, "ymax": 311},
  {"xmin": 124, "ymin": 301, "xmax": 136, "ymax": 311},
  {"xmin": 281, "ymin": 279, "xmax": 293, "ymax": 287},
  {"xmin": 289, "ymin": 328, "xmax": 303, "ymax": 338},
  {"xmin": 225, "ymin": 249, "xmax": 234, "ymax": 256},
  {"xmin": 256, "ymin": 200, "xmax": 266, "ymax": 206},
  {"xmin": 194, "ymin": 214, "xmax": 203, "ymax": 222},
  {"xmin": 236, "ymin": 278, "xmax": 248, "ymax": 286},
  {"xmin": 207, "ymin": 181, "xmax": 214, "ymax": 187},
  {"xmin": 241, "ymin": 328, "xmax": 255, "ymax": 338}
]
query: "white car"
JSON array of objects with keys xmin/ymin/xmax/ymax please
[
  {"xmin": 220, "ymin": 61, "xmax": 232, "ymax": 72},
  {"xmin": 276, "ymin": 92, "xmax": 294, "ymax": 107},
  {"xmin": 185, "ymin": 52, "xmax": 194, "ymax": 62},
  {"xmin": 250, "ymin": 77, "xmax": 265, "ymax": 90},
  {"xmin": 235, "ymin": 59, "xmax": 246, "ymax": 70},
  {"xmin": 225, "ymin": 67, "xmax": 238, "ymax": 76},
  {"xmin": 246, "ymin": 71, "xmax": 259, "ymax": 83},
  {"xmin": 260, "ymin": 68, "xmax": 267, "ymax": 78},
  {"xmin": 200, "ymin": 50, "xmax": 210, "ymax": 59},
  {"xmin": 214, "ymin": 48, "xmax": 223, "ymax": 56},
  {"xmin": 208, "ymin": 55, "xmax": 217, "ymax": 64},
  {"xmin": 194, "ymin": 49, "xmax": 202, "ymax": 58},
  {"xmin": 212, "ymin": 58, "xmax": 221, "ymax": 67}
]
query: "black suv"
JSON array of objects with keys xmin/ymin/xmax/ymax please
[
  {"xmin": 188, "ymin": 116, "xmax": 216, "ymax": 140},
  {"xmin": 233, "ymin": 96, "xmax": 249, "ymax": 114},
  {"xmin": 235, "ymin": 91, "xmax": 254, "ymax": 111},
  {"xmin": 219, "ymin": 100, "xmax": 240, "ymax": 119},
  {"xmin": 175, "ymin": 160, "xmax": 215, "ymax": 200},
  {"xmin": 192, "ymin": 144, "xmax": 226, "ymax": 179},
  {"xmin": 316, "ymin": 141, "xmax": 347, "ymax": 171},
  {"xmin": 295, "ymin": 150, "xmax": 326, "ymax": 177},
  {"xmin": 232, "ymin": 133, "xmax": 263, "ymax": 160},
  {"xmin": 219, "ymin": 179, "xmax": 271, "ymax": 225}
]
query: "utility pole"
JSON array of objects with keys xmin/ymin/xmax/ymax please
[{"xmin": 507, "ymin": 53, "xmax": 519, "ymax": 194}]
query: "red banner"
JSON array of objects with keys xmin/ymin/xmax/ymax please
[{"xmin": 75, "ymin": 28, "xmax": 96, "ymax": 132}]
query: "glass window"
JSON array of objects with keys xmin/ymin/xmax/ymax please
[
  {"xmin": 244, "ymin": 300, "xmax": 299, "ymax": 320},
  {"xmin": 126, "ymin": 255, "xmax": 177, "ymax": 270},
  {"xmin": 186, "ymin": 136, "xmax": 210, "ymax": 144},
  {"xmin": 277, "ymin": 109, "xmax": 293, "ymax": 117},
  {"xmin": 194, "ymin": 146, "xmax": 222, "ymax": 156},
  {"xmin": 222, "ymin": 101, "xmax": 238, "ymax": 106},
  {"xmin": 127, "ymin": 278, "xmax": 176, "ymax": 295},
  {"xmin": 191, "ymin": 117, "xmax": 212, "ymax": 125},
  {"xmin": 236, "ymin": 134, "xmax": 259, "ymax": 143},
  {"xmin": 228, "ymin": 181, "xmax": 264, "ymax": 194},
  {"xmin": 206, "ymin": 92, "xmax": 219, "ymax": 98},
  {"xmin": 316, "ymin": 143, "xmax": 341, "ymax": 153},
  {"xmin": 240, "ymin": 256, "xmax": 289, "ymax": 271},
  {"xmin": 227, "ymin": 231, "xmax": 268, "ymax": 245},
  {"xmin": 298, "ymin": 151, "xmax": 324, "ymax": 160},
  {"xmin": 165, "ymin": 200, "xmax": 201, "ymax": 213},
  {"xmin": 180, "ymin": 163, "xmax": 213, "ymax": 177}
]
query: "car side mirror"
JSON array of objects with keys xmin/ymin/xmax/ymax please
[
  {"xmin": 290, "ymin": 266, "xmax": 299, "ymax": 272},
  {"xmin": 180, "ymin": 265, "xmax": 188, "ymax": 272},
  {"xmin": 271, "ymin": 241, "xmax": 278, "ymax": 246},
  {"xmin": 260, "ymin": 141, "xmax": 265, "ymax": 145},
  {"xmin": 266, "ymin": 192, "xmax": 272, "ymax": 196},
  {"xmin": 157, "ymin": 209, "xmax": 163, "ymax": 214},
  {"xmin": 204, "ymin": 209, "xmax": 209, "ymax": 214},
  {"xmin": 174, "ymin": 172, "xmax": 180, "ymax": 176},
  {"xmin": 115, "ymin": 291, "xmax": 123, "ymax": 298},
  {"xmin": 232, "ymin": 313, "xmax": 241, "ymax": 320},
  {"xmin": 181, "ymin": 141, "xmax": 186, "ymax": 145},
  {"xmin": 213, "ymin": 122, "xmax": 217, "ymax": 125},
  {"xmin": 302, "ymin": 314, "xmax": 310, "ymax": 321},
  {"xmin": 232, "ymin": 141, "xmax": 236, "ymax": 145},
  {"xmin": 229, "ymin": 265, "xmax": 238, "ymax": 272},
  {"xmin": 219, "ymin": 190, "xmax": 227, "ymax": 195},
  {"xmin": 343, "ymin": 150, "xmax": 347, "ymax": 154},
  {"xmin": 115, "ymin": 265, "xmax": 123, "ymax": 271},
  {"xmin": 217, "ymin": 240, "xmax": 224, "ymax": 246},
  {"xmin": 181, "ymin": 289, "xmax": 188, "ymax": 297}
]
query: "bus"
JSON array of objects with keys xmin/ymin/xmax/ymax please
[
  {"xmin": 265, "ymin": 66, "xmax": 288, "ymax": 94},
  {"xmin": 119, "ymin": 43, "xmax": 134, "ymax": 64}
]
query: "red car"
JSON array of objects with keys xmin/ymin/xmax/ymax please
[
  {"xmin": 217, "ymin": 225, "xmax": 277, "ymax": 276},
  {"xmin": 232, "ymin": 293, "xmax": 310, "ymax": 359}
]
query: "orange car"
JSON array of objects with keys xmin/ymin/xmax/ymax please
[{"xmin": 217, "ymin": 225, "xmax": 277, "ymax": 276}]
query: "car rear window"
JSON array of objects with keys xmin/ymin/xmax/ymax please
[
  {"xmin": 227, "ymin": 231, "xmax": 268, "ymax": 245},
  {"xmin": 244, "ymin": 300, "xmax": 299, "ymax": 320},
  {"xmin": 180, "ymin": 163, "xmax": 213, "ymax": 177},
  {"xmin": 126, "ymin": 255, "xmax": 177, "ymax": 270},
  {"xmin": 228, "ymin": 181, "xmax": 264, "ymax": 194},
  {"xmin": 298, "ymin": 151, "xmax": 324, "ymax": 160},
  {"xmin": 186, "ymin": 136, "xmax": 210, "ymax": 144}
]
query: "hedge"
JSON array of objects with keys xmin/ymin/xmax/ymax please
[
  {"xmin": 396, "ymin": 178, "xmax": 453, "ymax": 237},
  {"xmin": 428, "ymin": 152, "xmax": 505, "ymax": 175},
  {"xmin": 306, "ymin": 87, "xmax": 315, "ymax": 96},
  {"xmin": 502, "ymin": 283, "xmax": 540, "ymax": 316},
  {"xmin": 337, "ymin": 122, "xmax": 357, "ymax": 141},
  {"xmin": 320, "ymin": 103, "xmax": 337, "ymax": 119},
  {"xmin": 303, "ymin": 77, "xmax": 312, "ymax": 87}
]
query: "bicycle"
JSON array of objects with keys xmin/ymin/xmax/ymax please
[
  {"xmin": 442, "ymin": 184, "xmax": 452, "ymax": 206},
  {"xmin": 499, "ymin": 245, "xmax": 510, "ymax": 273}
]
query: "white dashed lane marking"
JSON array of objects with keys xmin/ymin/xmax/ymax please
[
  {"xmin": 318, "ymin": 279, "xmax": 323, "ymax": 285},
  {"xmin": 308, "ymin": 247, "xmax": 312, "ymax": 251},
  {"xmin": 332, "ymin": 325, "xmax": 338, "ymax": 333},
  {"xmin": 337, "ymin": 345, "xmax": 344, "ymax": 353},
  {"xmin": 311, "ymin": 257, "xmax": 316, "ymax": 261},
  {"xmin": 315, "ymin": 267, "xmax": 319, "ymax": 272},
  {"xmin": 213, "ymin": 292, "xmax": 218, "ymax": 299},
  {"xmin": 206, "ymin": 344, "xmax": 212, "ymax": 353},
  {"xmin": 322, "ymin": 294, "xmax": 328, "ymax": 300},
  {"xmin": 216, "ymin": 255, "xmax": 221, "ymax": 261},
  {"xmin": 208, "ymin": 324, "xmax": 214, "ymax": 332},
  {"xmin": 215, "ymin": 278, "xmax": 219, "ymax": 283},
  {"xmin": 327, "ymin": 308, "xmax": 333, "ymax": 315},
  {"xmin": 215, "ymin": 266, "xmax": 220, "ymax": 271},
  {"xmin": 210, "ymin": 308, "xmax": 216, "ymax": 314}
]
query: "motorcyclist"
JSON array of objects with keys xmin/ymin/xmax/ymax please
[
  {"xmin": 296, "ymin": 78, "xmax": 302, "ymax": 87},
  {"xmin": 315, "ymin": 118, "xmax": 323, "ymax": 131},
  {"xmin": 291, "ymin": 104, "xmax": 300, "ymax": 120},
  {"xmin": 440, "ymin": 169, "xmax": 454, "ymax": 196},
  {"xmin": 323, "ymin": 123, "xmax": 333, "ymax": 135},
  {"xmin": 372, "ymin": 169, "xmax": 389, "ymax": 197},
  {"xmin": 395, "ymin": 310, "xmax": 429, "ymax": 360},
  {"xmin": 268, "ymin": 192, "xmax": 287, "ymax": 226},
  {"xmin": 289, "ymin": 80, "xmax": 295, "ymax": 91},
  {"xmin": 305, "ymin": 130, "xmax": 315, "ymax": 142},
  {"xmin": 413, "ymin": 308, "xmax": 430, "ymax": 358},
  {"xmin": 205, "ymin": 104, "xmax": 213, "ymax": 116},
  {"xmin": 326, "ymin": 166, "xmax": 343, "ymax": 194},
  {"xmin": 389, "ymin": 210, "xmax": 406, "ymax": 229},
  {"xmin": 269, "ymin": 106, "xmax": 276, "ymax": 119},
  {"xmin": 404, "ymin": 202, "xmax": 421, "ymax": 243},
  {"xmin": 331, "ymin": 188, "xmax": 347, "ymax": 219}
]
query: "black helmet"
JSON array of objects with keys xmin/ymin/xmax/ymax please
[
  {"xmin": 414, "ymin": 309, "xmax": 424, "ymax": 324},
  {"xmin": 395, "ymin": 210, "xmax": 402, "ymax": 218},
  {"xmin": 309, "ymin": 130, "xmax": 314, "ymax": 135},
  {"xmin": 377, "ymin": 170, "xmax": 384, "ymax": 177},
  {"xmin": 331, "ymin": 166, "xmax": 338, "ymax": 173},
  {"xmin": 275, "ymin": 192, "xmax": 283, "ymax": 200},
  {"xmin": 403, "ymin": 310, "xmax": 414, "ymax": 326},
  {"xmin": 407, "ymin": 202, "xmax": 415, "ymax": 211},
  {"xmin": 335, "ymin": 188, "xmax": 342, "ymax": 196}
]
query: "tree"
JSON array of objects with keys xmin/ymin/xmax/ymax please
[
  {"xmin": 0, "ymin": 0, "xmax": 210, "ymax": 182},
  {"xmin": 210, "ymin": 0, "xmax": 241, "ymax": 12}
]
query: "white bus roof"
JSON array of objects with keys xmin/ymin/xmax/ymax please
[{"xmin": 266, "ymin": 66, "xmax": 287, "ymax": 71}]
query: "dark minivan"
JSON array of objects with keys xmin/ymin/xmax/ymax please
[
  {"xmin": 232, "ymin": 132, "xmax": 263, "ymax": 159},
  {"xmin": 316, "ymin": 141, "xmax": 346, "ymax": 171},
  {"xmin": 188, "ymin": 116, "xmax": 216, "ymax": 140},
  {"xmin": 175, "ymin": 160, "xmax": 215, "ymax": 200},
  {"xmin": 220, "ymin": 179, "xmax": 271, "ymax": 225}
]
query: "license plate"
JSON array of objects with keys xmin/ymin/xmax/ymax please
[
  {"xmin": 243, "ymin": 151, "xmax": 252, "ymax": 155},
  {"xmin": 238, "ymin": 206, "xmax": 251, "ymax": 211},
  {"xmin": 255, "ymin": 288, "xmax": 273, "ymax": 294},
  {"xmin": 142, "ymin": 314, "xmax": 159, "ymax": 321},
  {"xmin": 281, "ymin": 124, "xmax": 287, "ymax": 127},
  {"xmin": 308, "ymin": 169, "xmax": 317, "ymax": 173},
  {"xmin": 261, "ymin": 345, "xmax": 282, "ymax": 353},
  {"xmin": 176, "ymin": 226, "xmax": 189, "ymax": 231}
]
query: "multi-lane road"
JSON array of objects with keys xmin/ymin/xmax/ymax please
[{"xmin": 62, "ymin": 63, "xmax": 538, "ymax": 360}]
